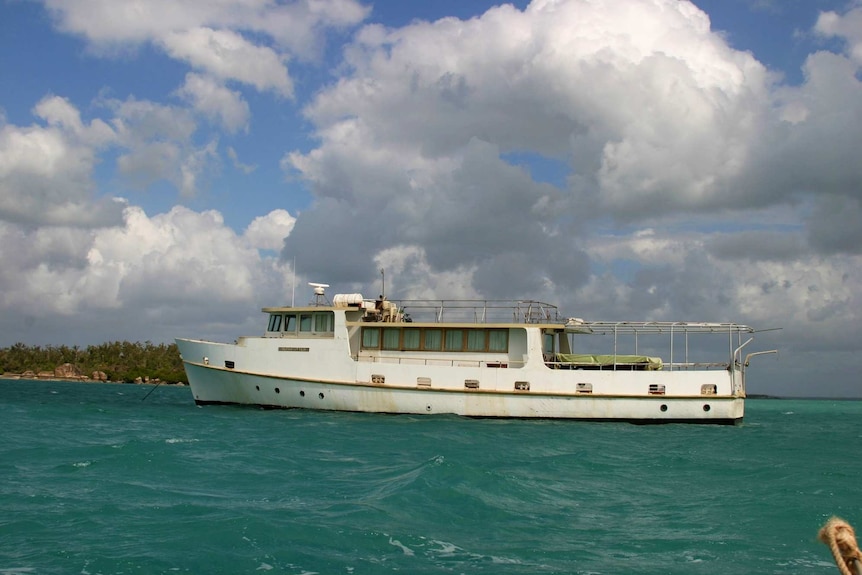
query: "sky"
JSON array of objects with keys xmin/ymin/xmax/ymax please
[{"xmin": 1, "ymin": 0, "xmax": 861, "ymax": 398}]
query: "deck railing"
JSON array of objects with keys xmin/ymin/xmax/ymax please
[{"xmin": 392, "ymin": 299, "xmax": 563, "ymax": 324}]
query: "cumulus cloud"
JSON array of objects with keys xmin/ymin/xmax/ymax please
[
  {"xmin": 0, "ymin": 205, "xmax": 294, "ymax": 345},
  {"xmin": 283, "ymin": 0, "xmax": 776, "ymax": 291},
  {"xmin": 177, "ymin": 73, "xmax": 250, "ymax": 133},
  {"xmin": 0, "ymin": 96, "xmax": 124, "ymax": 227},
  {"xmin": 815, "ymin": 6, "xmax": 862, "ymax": 65},
  {"xmin": 42, "ymin": 0, "xmax": 370, "ymax": 91},
  {"xmin": 162, "ymin": 28, "xmax": 293, "ymax": 97},
  {"xmin": 244, "ymin": 209, "xmax": 296, "ymax": 251},
  {"xmin": 103, "ymin": 96, "xmax": 218, "ymax": 197},
  {"xmin": 227, "ymin": 146, "xmax": 257, "ymax": 174},
  {"xmin": 311, "ymin": 0, "xmax": 771, "ymax": 216}
]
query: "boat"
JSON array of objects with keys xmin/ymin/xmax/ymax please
[{"xmin": 175, "ymin": 283, "xmax": 776, "ymax": 424}]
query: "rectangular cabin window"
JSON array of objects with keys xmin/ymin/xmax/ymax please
[
  {"xmin": 444, "ymin": 329, "xmax": 463, "ymax": 351},
  {"xmin": 284, "ymin": 315, "xmax": 297, "ymax": 333},
  {"xmin": 299, "ymin": 314, "xmax": 312, "ymax": 332},
  {"xmin": 424, "ymin": 329, "xmax": 442, "ymax": 350},
  {"xmin": 314, "ymin": 312, "xmax": 334, "ymax": 333},
  {"xmin": 466, "ymin": 329, "xmax": 486, "ymax": 352},
  {"xmin": 268, "ymin": 314, "xmax": 282, "ymax": 332},
  {"xmin": 488, "ymin": 330, "xmax": 508, "ymax": 352},
  {"xmin": 382, "ymin": 328, "xmax": 401, "ymax": 350},
  {"xmin": 362, "ymin": 327, "xmax": 380, "ymax": 349},
  {"xmin": 402, "ymin": 328, "xmax": 421, "ymax": 350}
]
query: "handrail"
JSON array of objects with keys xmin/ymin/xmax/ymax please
[
  {"xmin": 544, "ymin": 360, "xmax": 729, "ymax": 370},
  {"xmin": 733, "ymin": 337, "xmax": 754, "ymax": 365},
  {"xmin": 395, "ymin": 299, "xmax": 563, "ymax": 324},
  {"xmin": 744, "ymin": 349, "xmax": 778, "ymax": 366}
]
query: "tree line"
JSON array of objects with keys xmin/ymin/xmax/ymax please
[{"xmin": 0, "ymin": 341, "xmax": 187, "ymax": 384}]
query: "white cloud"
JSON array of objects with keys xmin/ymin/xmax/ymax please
[
  {"xmin": 41, "ymin": 0, "xmax": 370, "ymax": 95},
  {"xmin": 90, "ymin": 206, "xmax": 259, "ymax": 304},
  {"xmin": 0, "ymin": 96, "xmax": 123, "ymax": 227},
  {"xmin": 105, "ymin": 96, "xmax": 218, "ymax": 196},
  {"xmin": 244, "ymin": 209, "xmax": 296, "ymax": 251},
  {"xmin": 162, "ymin": 28, "xmax": 293, "ymax": 97},
  {"xmin": 815, "ymin": 7, "xmax": 862, "ymax": 66},
  {"xmin": 297, "ymin": 0, "xmax": 776, "ymax": 232},
  {"xmin": 285, "ymin": 0, "xmax": 778, "ymax": 289},
  {"xmin": 0, "ymin": 205, "xmax": 294, "ymax": 344},
  {"xmin": 227, "ymin": 146, "xmax": 257, "ymax": 174},
  {"xmin": 42, "ymin": 0, "xmax": 369, "ymax": 50},
  {"xmin": 177, "ymin": 73, "xmax": 250, "ymax": 133}
]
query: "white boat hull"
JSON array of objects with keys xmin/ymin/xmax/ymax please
[{"xmin": 178, "ymin": 341, "xmax": 744, "ymax": 424}]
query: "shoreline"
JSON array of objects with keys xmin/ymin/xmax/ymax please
[{"xmin": 1, "ymin": 373, "xmax": 186, "ymax": 385}]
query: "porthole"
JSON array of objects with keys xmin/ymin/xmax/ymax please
[
  {"xmin": 255, "ymin": 385, "xmax": 260, "ymax": 391},
  {"xmin": 275, "ymin": 387, "xmax": 280, "ymax": 394},
  {"xmin": 703, "ymin": 404, "xmax": 711, "ymax": 412},
  {"xmin": 318, "ymin": 392, "xmax": 325, "ymax": 399},
  {"xmin": 660, "ymin": 404, "xmax": 668, "ymax": 412},
  {"xmin": 300, "ymin": 390, "xmax": 305, "ymax": 397}
]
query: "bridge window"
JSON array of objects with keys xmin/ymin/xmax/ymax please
[
  {"xmin": 489, "ymin": 330, "xmax": 508, "ymax": 352},
  {"xmin": 363, "ymin": 327, "xmax": 380, "ymax": 348},
  {"xmin": 314, "ymin": 312, "xmax": 334, "ymax": 332},
  {"xmin": 382, "ymin": 328, "xmax": 400, "ymax": 350},
  {"xmin": 403, "ymin": 328, "xmax": 421, "ymax": 350},
  {"xmin": 360, "ymin": 326, "xmax": 509, "ymax": 353},
  {"xmin": 269, "ymin": 311, "xmax": 331, "ymax": 336},
  {"xmin": 444, "ymin": 329, "xmax": 463, "ymax": 351},
  {"xmin": 467, "ymin": 330, "xmax": 485, "ymax": 351},
  {"xmin": 424, "ymin": 329, "xmax": 442, "ymax": 350}
]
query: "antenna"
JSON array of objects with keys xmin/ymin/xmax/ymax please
[{"xmin": 308, "ymin": 282, "xmax": 330, "ymax": 306}]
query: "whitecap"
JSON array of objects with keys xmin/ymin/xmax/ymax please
[
  {"xmin": 256, "ymin": 563, "xmax": 273, "ymax": 571},
  {"xmin": 73, "ymin": 461, "xmax": 92, "ymax": 468},
  {"xmin": 388, "ymin": 537, "xmax": 415, "ymax": 556},
  {"xmin": 165, "ymin": 438, "xmax": 199, "ymax": 444},
  {"xmin": 426, "ymin": 539, "xmax": 461, "ymax": 557}
]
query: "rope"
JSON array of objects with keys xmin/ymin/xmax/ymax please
[{"xmin": 819, "ymin": 517, "xmax": 862, "ymax": 575}]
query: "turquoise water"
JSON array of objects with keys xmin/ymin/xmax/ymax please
[{"xmin": 1, "ymin": 380, "xmax": 860, "ymax": 574}]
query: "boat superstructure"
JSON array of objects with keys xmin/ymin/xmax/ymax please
[{"xmin": 176, "ymin": 287, "xmax": 775, "ymax": 423}]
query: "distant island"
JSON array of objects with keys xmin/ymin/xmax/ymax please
[{"xmin": 0, "ymin": 341, "xmax": 187, "ymax": 385}]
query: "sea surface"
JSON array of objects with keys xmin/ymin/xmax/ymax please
[{"xmin": 1, "ymin": 380, "xmax": 860, "ymax": 575}]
